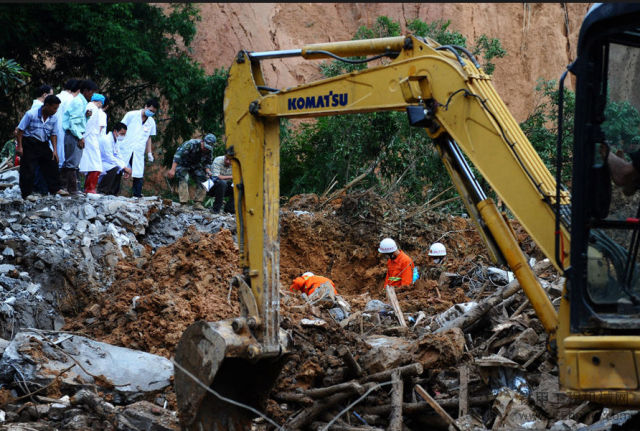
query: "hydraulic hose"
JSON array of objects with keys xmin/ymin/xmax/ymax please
[
  {"xmin": 435, "ymin": 46, "xmax": 466, "ymax": 67},
  {"xmin": 449, "ymin": 45, "xmax": 482, "ymax": 69}
]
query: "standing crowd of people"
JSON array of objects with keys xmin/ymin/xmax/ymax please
[
  {"xmin": 4, "ymin": 79, "xmax": 237, "ymax": 214},
  {"xmin": 6, "ymin": 79, "xmax": 160, "ymax": 200}
]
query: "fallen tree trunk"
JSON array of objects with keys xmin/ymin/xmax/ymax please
[
  {"xmin": 304, "ymin": 381, "xmax": 365, "ymax": 399},
  {"xmin": 286, "ymin": 383, "xmax": 371, "ymax": 430},
  {"xmin": 357, "ymin": 396, "xmax": 497, "ymax": 416},
  {"xmin": 274, "ymin": 391, "xmax": 315, "ymax": 406},
  {"xmin": 311, "ymin": 422, "xmax": 385, "ymax": 431},
  {"xmin": 359, "ymin": 363, "xmax": 423, "ymax": 384}
]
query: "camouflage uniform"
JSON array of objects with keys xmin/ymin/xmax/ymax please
[{"xmin": 173, "ymin": 138, "xmax": 213, "ymax": 205}]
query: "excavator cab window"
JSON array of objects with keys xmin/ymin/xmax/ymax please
[{"xmin": 570, "ymin": 4, "xmax": 640, "ymax": 332}]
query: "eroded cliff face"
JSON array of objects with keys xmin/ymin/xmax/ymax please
[{"xmin": 184, "ymin": 3, "xmax": 591, "ymax": 122}]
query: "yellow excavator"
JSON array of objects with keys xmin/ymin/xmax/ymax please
[{"xmin": 174, "ymin": 4, "xmax": 640, "ymax": 429}]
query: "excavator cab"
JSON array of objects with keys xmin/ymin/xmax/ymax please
[{"xmin": 569, "ymin": 3, "xmax": 640, "ymax": 333}]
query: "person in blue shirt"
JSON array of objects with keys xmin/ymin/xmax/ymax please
[
  {"xmin": 16, "ymin": 95, "xmax": 68, "ymax": 199},
  {"xmin": 60, "ymin": 79, "xmax": 97, "ymax": 194}
]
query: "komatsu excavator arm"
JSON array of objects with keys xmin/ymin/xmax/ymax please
[{"xmin": 225, "ymin": 34, "xmax": 568, "ymax": 338}]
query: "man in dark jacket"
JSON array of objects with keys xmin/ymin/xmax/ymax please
[{"xmin": 166, "ymin": 134, "xmax": 216, "ymax": 210}]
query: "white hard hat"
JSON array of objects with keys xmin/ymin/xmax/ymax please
[
  {"xmin": 428, "ymin": 242, "xmax": 447, "ymax": 257},
  {"xmin": 378, "ymin": 238, "xmax": 398, "ymax": 253},
  {"xmin": 302, "ymin": 272, "xmax": 314, "ymax": 278}
]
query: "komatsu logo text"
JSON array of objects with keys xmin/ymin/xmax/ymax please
[{"xmin": 288, "ymin": 91, "xmax": 348, "ymax": 110}]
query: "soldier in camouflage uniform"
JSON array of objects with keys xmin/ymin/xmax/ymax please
[{"xmin": 167, "ymin": 134, "xmax": 217, "ymax": 210}]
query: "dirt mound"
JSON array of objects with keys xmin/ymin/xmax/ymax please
[
  {"xmin": 65, "ymin": 226, "xmax": 241, "ymax": 358},
  {"xmin": 281, "ymin": 190, "xmax": 491, "ymax": 303},
  {"xmin": 65, "ymin": 191, "xmax": 540, "ymax": 359}
]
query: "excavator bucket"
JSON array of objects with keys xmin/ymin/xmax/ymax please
[{"xmin": 174, "ymin": 320, "xmax": 290, "ymax": 431}]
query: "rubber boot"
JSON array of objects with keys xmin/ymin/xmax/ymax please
[
  {"xmin": 90, "ymin": 172, "xmax": 100, "ymax": 194},
  {"xmin": 66, "ymin": 169, "xmax": 79, "ymax": 194},
  {"xmin": 84, "ymin": 172, "xmax": 100, "ymax": 194},
  {"xmin": 59, "ymin": 168, "xmax": 68, "ymax": 192},
  {"xmin": 178, "ymin": 181, "xmax": 189, "ymax": 204},
  {"xmin": 193, "ymin": 187, "xmax": 206, "ymax": 210}
]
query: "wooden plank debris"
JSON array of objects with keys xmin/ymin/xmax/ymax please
[
  {"xmin": 458, "ymin": 365, "xmax": 469, "ymax": 418},
  {"xmin": 389, "ymin": 369, "xmax": 404, "ymax": 430},
  {"xmin": 414, "ymin": 384, "xmax": 460, "ymax": 431},
  {"xmin": 386, "ymin": 285, "xmax": 406, "ymax": 327}
]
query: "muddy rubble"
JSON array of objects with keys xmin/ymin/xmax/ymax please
[{"xmin": 0, "ymin": 168, "xmax": 635, "ymax": 431}]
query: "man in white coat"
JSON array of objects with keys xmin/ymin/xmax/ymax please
[
  {"xmin": 117, "ymin": 99, "xmax": 158, "ymax": 197},
  {"xmin": 78, "ymin": 94, "xmax": 104, "ymax": 194},
  {"xmin": 97, "ymin": 122, "xmax": 131, "ymax": 195}
]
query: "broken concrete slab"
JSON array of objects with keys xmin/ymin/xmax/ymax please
[
  {"xmin": 0, "ymin": 331, "xmax": 173, "ymax": 401},
  {"xmin": 531, "ymin": 372, "xmax": 577, "ymax": 420},
  {"xmin": 506, "ymin": 341, "xmax": 537, "ymax": 363},
  {"xmin": 0, "ymin": 264, "xmax": 16, "ymax": 274}
]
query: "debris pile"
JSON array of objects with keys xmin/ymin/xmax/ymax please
[{"xmin": 0, "ymin": 183, "xmax": 634, "ymax": 430}]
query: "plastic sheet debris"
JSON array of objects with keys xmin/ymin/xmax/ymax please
[
  {"xmin": 329, "ymin": 307, "xmax": 346, "ymax": 322},
  {"xmin": 301, "ymin": 318, "xmax": 328, "ymax": 328},
  {"xmin": 487, "ymin": 267, "xmax": 515, "ymax": 284},
  {"xmin": 433, "ymin": 301, "xmax": 478, "ymax": 328},
  {"xmin": 364, "ymin": 299, "xmax": 389, "ymax": 313}
]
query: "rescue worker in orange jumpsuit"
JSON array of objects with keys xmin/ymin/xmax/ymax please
[
  {"xmin": 378, "ymin": 238, "xmax": 415, "ymax": 288},
  {"xmin": 290, "ymin": 272, "xmax": 338, "ymax": 296}
]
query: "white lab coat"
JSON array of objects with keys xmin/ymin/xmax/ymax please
[
  {"xmin": 78, "ymin": 102, "xmax": 103, "ymax": 173},
  {"xmin": 117, "ymin": 109, "xmax": 156, "ymax": 178},
  {"xmin": 54, "ymin": 91, "xmax": 75, "ymax": 167},
  {"xmin": 99, "ymin": 131, "xmax": 125, "ymax": 173}
]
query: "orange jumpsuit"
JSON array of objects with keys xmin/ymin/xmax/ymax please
[
  {"xmin": 384, "ymin": 250, "xmax": 415, "ymax": 287},
  {"xmin": 290, "ymin": 275, "xmax": 337, "ymax": 296}
]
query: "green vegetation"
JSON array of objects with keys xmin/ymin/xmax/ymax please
[
  {"xmin": 520, "ymin": 78, "xmax": 576, "ymax": 185},
  {"xmin": 520, "ymin": 78, "xmax": 640, "ymax": 187},
  {"xmin": 0, "ymin": 58, "xmax": 30, "ymax": 96},
  {"xmin": 0, "ymin": 3, "xmax": 227, "ymax": 170},
  {"xmin": 281, "ymin": 17, "xmax": 507, "ymax": 212}
]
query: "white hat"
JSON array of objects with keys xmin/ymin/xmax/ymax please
[
  {"xmin": 428, "ymin": 242, "xmax": 447, "ymax": 257},
  {"xmin": 378, "ymin": 238, "xmax": 398, "ymax": 253}
]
